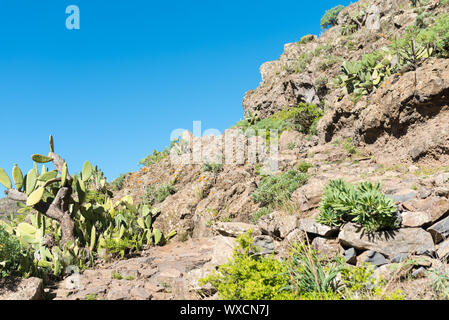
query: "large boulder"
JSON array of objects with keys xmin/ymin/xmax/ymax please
[
  {"xmin": 0, "ymin": 277, "xmax": 44, "ymax": 300},
  {"xmin": 338, "ymin": 223, "xmax": 435, "ymax": 259}
]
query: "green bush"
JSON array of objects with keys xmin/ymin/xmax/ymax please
[
  {"xmin": 286, "ymin": 243, "xmax": 344, "ymax": 297},
  {"xmin": 139, "ymin": 149, "xmax": 169, "ymax": 167},
  {"xmin": 233, "ymin": 104, "xmax": 323, "ymax": 146},
  {"xmin": 297, "ymin": 161, "xmax": 313, "ymax": 173},
  {"xmin": 202, "ymin": 162, "xmax": 223, "ymax": 174},
  {"xmin": 252, "ymin": 170, "xmax": 309, "ymax": 208},
  {"xmin": 334, "ymin": 50, "xmax": 396, "ymax": 97},
  {"xmin": 317, "ymin": 180, "xmax": 399, "ymax": 232},
  {"xmin": 320, "ymin": 5, "xmax": 344, "ymax": 29},
  {"xmin": 251, "ymin": 207, "xmax": 271, "ymax": 224},
  {"xmin": 110, "ymin": 173, "xmax": 128, "ymax": 191},
  {"xmin": 271, "ymin": 103, "xmax": 324, "ymax": 135},
  {"xmin": 300, "ymin": 34, "xmax": 315, "ymax": 44},
  {"xmin": 143, "ymin": 182, "xmax": 176, "ymax": 205},
  {"xmin": 0, "ymin": 225, "xmax": 33, "ymax": 278},
  {"xmin": 139, "ymin": 138, "xmax": 181, "ymax": 167},
  {"xmin": 199, "ymin": 231, "xmax": 296, "ymax": 300}
]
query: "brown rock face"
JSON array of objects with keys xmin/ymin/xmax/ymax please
[
  {"xmin": 0, "ymin": 277, "xmax": 44, "ymax": 300},
  {"xmin": 319, "ymin": 58, "xmax": 449, "ymax": 164},
  {"xmin": 243, "ymin": 73, "xmax": 320, "ymax": 119},
  {"xmin": 338, "ymin": 223, "xmax": 435, "ymax": 258}
]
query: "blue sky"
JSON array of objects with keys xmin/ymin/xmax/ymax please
[{"xmin": 0, "ymin": 0, "xmax": 351, "ymax": 194}]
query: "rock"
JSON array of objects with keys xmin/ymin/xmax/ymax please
[
  {"xmin": 298, "ymin": 218, "xmax": 339, "ymax": 238},
  {"xmin": 285, "ymin": 229, "xmax": 307, "ymax": 244},
  {"xmin": 366, "ymin": 5, "xmax": 381, "ymax": 31},
  {"xmin": 402, "ymin": 197, "xmax": 449, "ymax": 224},
  {"xmin": 257, "ymin": 212, "xmax": 298, "ymax": 239},
  {"xmin": 411, "ymin": 267, "xmax": 427, "ymax": 279},
  {"xmin": 130, "ymin": 287, "xmax": 152, "ymax": 300},
  {"xmin": 0, "ymin": 277, "xmax": 45, "ymax": 300},
  {"xmin": 418, "ymin": 187, "xmax": 432, "ymax": 199},
  {"xmin": 434, "ymin": 173, "xmax": 449, "ymax": 186},
  {"xmin": 435, "ymin": 187, "xmax": 449, "ymax": 198},
  {"xmin": 344, "ymin": 248, "xmax": 357, "ymax": 265},
  {"xmin": 392, "ymin": 253, "xmax": 409, "ymax": 263},
  {"xmin": 279, "ymin": 131, "xmax": 304, "ymax": 151},
  {"xmin": 373, "ymin": 264, "xmax": 396, "ymax": 282},
  {"xmin": 428, "ymin": 216, "xmax": 449, "ymax": 244},
  {"xmin": 291, "ymin": 178, "xmax": 326, "ymax": 212},
  {"xmin": 212, "ymin": 222, "xmax": 261, "ymax": 237},
  {"xmin": 311, "ymin": 237, "xmax": 341, "ymax": 259},
  {"xmin": 386, "ymin": 189, "xmax": 417, "ymax": 203},
  {"xmin": 106, "ymin": 287, "xmax": 131, "ymax": 300},
  {"xmin": 401, "ymin": 211, "xmax": 432, "ymax": 228},
  {"xmin": 437, "ymin": 238, "xmax": 449, "ymax": 260},
  {"xmin": 338, "ymin": 223, "xmax": 435, "ymax": 259},
  {"xmin": 358, "ymin": 251, "xmax": 388, "ymax": 268},
  {"xmin": 251, "ymin": 235, "xmax": 276, "ymax": 256}
]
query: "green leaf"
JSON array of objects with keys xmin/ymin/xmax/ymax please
[
  {"xmin": 0, "ymin": 168, "xmax": 12, "ymax": 189},
  {"xmin": 90, "ymin": 225, "xmax": 97, "ymax": 251},
  {"xmin": 27, "ymin": 187, "xmax": 45, "ymax": 207},
  {"xmin": 153, "ymin": 229, "xmax": 163, "ymax": 245},
  {"xmin": 38, "ymin": 170, "xmax": 58, "ymax": 182},
  {"xmin": 12, "ymin": 164, "xmax": 23, "ymax": 191},
  {"xmin": 32, "ymin": 154, "xmax": 53, "ymax": 164},
  {"xmin": 61, "ymin": 162, "xmax": 68, "ymax": 187},
  {"xmin": 25, "ymin": 169, "xmax": 38, "ymax": 196},
  {"xmin": 82, "ymin": 161, "xmax": 95, "ymax": 181},
  {"xmin": 49, "ymin": 135, "xmax": 55, "ymax": 153}
]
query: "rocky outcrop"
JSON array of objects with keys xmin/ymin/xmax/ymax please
[
  {"xmin": 0, "ymin": 197, "xmax": 19, "ymax": 220},
  {"xmin": 0, "ymin": 277, "xmax": 44, "ymax": 300},
  {"xmin": 319, "ymin": 58, "xmax": 449, "ymax": 165},
  {"xmin": 338, "ymin": 223, "xmax": 435, "ymax": 259},
  {"xmin": 243, "ymin": 73, "xmax": 320, "ymax": 119}
]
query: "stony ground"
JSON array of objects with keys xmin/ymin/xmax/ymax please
[{"xmin": 42, "ymin": 140, "xmax": 449, "ymax": 300}]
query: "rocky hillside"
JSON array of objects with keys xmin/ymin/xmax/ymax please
[
  {"xmin": 3, "ymin": 0, "xmax": 449, "ymax": 301},
  {"xmin": 0, "ymin": 198, "xmax": 18, "ymax": 220}
]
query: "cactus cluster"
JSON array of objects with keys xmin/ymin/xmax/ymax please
[
  {"xmin": 334, "ymin": 51, "xmax": 396, "ymax": 97},
  {"xmin": 0, "ymin": 136, "xmax": 176, "ymax": 278}
]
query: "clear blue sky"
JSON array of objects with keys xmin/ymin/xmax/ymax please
[{"xmin": 0, "ymin": 0, "xmax": 351, "ymax": 195}]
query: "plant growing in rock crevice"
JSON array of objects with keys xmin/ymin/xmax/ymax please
[{"xmin": 317, "ymin": 180, "xmax": 399, "ymax": 232}]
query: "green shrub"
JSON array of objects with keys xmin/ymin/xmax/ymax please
[
  {"xmin": 317, "ymin": 180, "xmax": 399, "ymax": 232},
  {"xmin": 320, "ymin": 5, "xmax": 344, "ymax": 29},
  {"xmin": 340, "ymin": 264, "xmax": 405, "ymax": 300},
  {"xmin": 110, "ymin": 173, "xmax": 128, "ymax": 191},
  {"xmin": 286, "ymin": 243, "xmax": 344, "ymax": 297},
  {"xmin": 199, "ymin": 231, "xmax": 296, "ymax": 300},
  {"xmin": 428, "ymin": 269, "xmax": 449, "ymax": 299},
  {"xmin": 143, "ymin": 182, "xmax": 176, "ymax": 205},
  {"xmin": 334, "ymin": 50, "xmax": 396, "ymax": 97},
  {"xmin": 139, "ymin": 149, "xmax": 169, "ymax": 167},
  {"xmin": 271, "ymin": 103, "xmax": 324, "ymax": 135},
  {"xmin": 252, "ymin": 170, "xmax": 309, "ymax": 208},
  {"xmin": 202, "ymin": 162, "xmax": 223, "ymax": 174},
  {"xmin": 139, "ymin": 138, "xmax": 181, "ymax": 167},
  {"xmin": 300, "ymin": 34, "xmax": 315, "ymax": 44},
  {"xmin": 233, "ymin": 104, "xmax": 323, "ymax": 146},
  {"xmin": 297, "ymin": 161, "xmax": 313, "ymax": 173},
  {"xmin": 0, "ymin": 225, "xmax": 32, "ymax": 278},
  {"xmin": 251, "ymin": 207, "xmax": 271, "ymax": 224},
  {"xmin": 342, "ymin": 138, "xmax": 357, "ymax": 155}
]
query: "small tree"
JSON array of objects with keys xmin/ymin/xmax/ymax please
[{"xmin": 320, "ymin": 5, "xmax": 344, "ymax": 29}]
